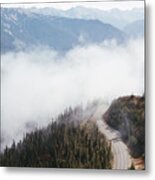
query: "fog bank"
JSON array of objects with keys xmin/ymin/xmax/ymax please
[{"xmin": 1, "ymin": 39, "xmax": 144, "ymax": 149}]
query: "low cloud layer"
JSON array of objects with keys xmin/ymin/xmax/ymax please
[{"xmin": 1, "ymin": 39, "xmax": 144, "ymax": 149}]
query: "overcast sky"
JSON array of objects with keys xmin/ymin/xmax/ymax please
[{"xmin": 2, "ymin": 0, "xmax": 144, "ymax": 10}]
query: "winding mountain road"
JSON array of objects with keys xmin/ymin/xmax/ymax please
[{"xmin": 94, "ymin": 103, "xmax": 132, "ymax": 169}]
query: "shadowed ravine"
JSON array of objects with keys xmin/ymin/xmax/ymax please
[{"xmin": 94, "ymin": 103, "xmax": 132, "ymax": 169}]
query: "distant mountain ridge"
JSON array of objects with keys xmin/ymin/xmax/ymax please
[
  {"xmin": 13, "ymin": 6, "xmax": 144, "ymax": 29},
  {"xmin": 124, "ymin": 19, "xmax": 144, "ymax": 38},
  {"xmin": 1, "ymin": 8, "xmax": 127, "ymax": 53}
]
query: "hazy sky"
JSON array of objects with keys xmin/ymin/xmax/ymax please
[{"xmin": 2, "ymin": 0, "xmax": 144, "ymax": 10}]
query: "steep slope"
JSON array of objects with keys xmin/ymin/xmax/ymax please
[
  {"xmin": 1, "ymin": 8, "xmax": 127, "ymax": 53},
  {"xmin": 103, "ymin": 95, "xmax": 145, "ymax": 159},
  {"xmin": 94, "ymin": 104, "xmax": 131, "ymax": 169},
  {"xmin": 0, "ymin": 102, "xmax": 112, "ymax": 168}
]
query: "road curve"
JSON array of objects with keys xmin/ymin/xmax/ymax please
[{"xmin": 94, "ymin": 103, "xmax": 132, "ymax": 169}]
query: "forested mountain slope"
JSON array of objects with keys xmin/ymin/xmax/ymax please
[
  {"xmin": 0, "ymin": 102, "xmax": 112, "ymax": 168},
  {"xmin": 103, "ymin": 95, "xmax": 145, "ymax": 159}
]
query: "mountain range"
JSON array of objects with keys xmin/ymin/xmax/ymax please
[
  {"xmin": 20, "ymin": 6, "xmax": 144, "ymax": 29},
  {"xmin": 1, "ymin": 7, "xmax": 144, "ymax": 53}
]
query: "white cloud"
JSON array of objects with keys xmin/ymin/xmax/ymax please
[{"xmin": 1, "ymin": 38, "xmax": 144, "ymax": 149}]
